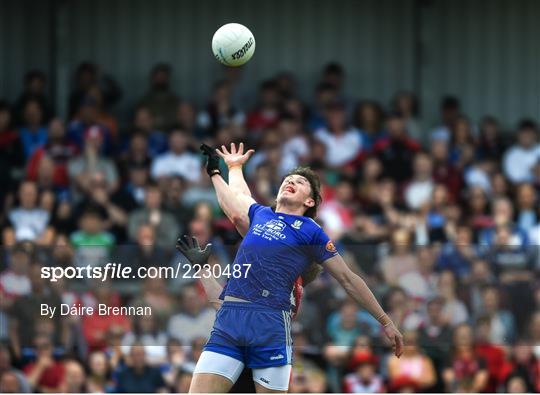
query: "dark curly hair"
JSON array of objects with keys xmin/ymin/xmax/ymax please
[{"xmin": 284, "ymin": 167, "xmax": 322, "ymax": 219}]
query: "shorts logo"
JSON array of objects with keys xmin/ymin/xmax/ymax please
[
  {"xmin": 259, "ymin": 377, "xmax": 270, "ymax": 384},
  {"xmin": 270, "ymin": 354, "xmax": 284, "ymax": 360},
  {"xmin": 262, "ymin": 290, "xmax": 270, "ymax": 297},
  {"xmin": 325, "ymin": 240, "xmax": 337, "ymax": 253},
  {"xmin": 291, "ymin": 220, "xmax": 303, "ymax": 229}
]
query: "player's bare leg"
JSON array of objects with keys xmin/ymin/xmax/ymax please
[
  {"xmin": 254, "ymin": 382, "xmax": 288, "ymax": 393},
  {"xmin": 189, "ymin": 373, "xmax": 234, "ymax": 393}
]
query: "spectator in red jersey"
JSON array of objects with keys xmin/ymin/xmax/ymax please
[
  {"xmin": 373, "ymin": 113, "xmax": 421, "ymax": 184},
  {"xmin": 23, "ymin": 335, "xmax": 65, "ymax": 392},
  {"xmin": 27, "ymin": 118, "xmax": 78, "ymax": 192},
  {"xmin": 246, "ymin": 80, "xmax": 281, "ymax": 134},
  {"xmin": 81, "ymin": 283, "xmax": 131, "ymax": 352}
]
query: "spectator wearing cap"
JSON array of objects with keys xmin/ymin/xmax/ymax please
[
  {"xmin": 387, "ymin": 330, "xmax": 437, "ymax": 391},
  {"xmin": 503, "ymin": 120, "xmax": 540, "ymax": 183},
  {"xmin": 354, "ymin": 101, "xmax": 386, "ymax": 150},
  {"xmin": 127, "ymin": 183, "xmax": 179, "ymax": 247},
  {"xmin": 27, "ymin": 118, "xmax": 78, "ymax": 193},
  {"xmin": 132, "ymin": 107, "xmax": 168, "ymax": 158},
  {"xmin": 150, "ymin": 129, "xmax": 201, "ymax": 183},
  {"xmin": 343, "ymin": 351, "xmax": 384, "ymax": 393},
  {"xmin": 314, "ymin": 101, "xmax": 362, "ymax": 168},
  {"xmin": 2, "ymin": 180, "xmax": 54, "ymax": 246},
  {"xmin": 67, "ymin": 124, "xmax": 119, "ymax": 202},
  {"xmin": 373, "ymin": 113, "xmax": 421, "ymax": 184},
  {"xmin": 67, "ymin": 96, "xmax": 112, "ymax": 153},
  {"xmin": 18, "ymin": 98, "xmax": 48, "ymax": 160},
  {"xmin": 138, "ymin": 63, "xmax": 180, "ymax": 132}
]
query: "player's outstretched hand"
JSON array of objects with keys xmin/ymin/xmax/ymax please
[
  {"xmin": 200, "ymin": 144, "xmax": 221, "ymax": 177},
  {"xmin": 176, "ymin": 235, "xmax": 212, "ymax": 266},
  {"xmin": 216, "ymin": 142, "xmax": 254, "ymax": 169},
  {"xmin": 383, "ymin": 322, "xmax": 404, "ymax": 358}
]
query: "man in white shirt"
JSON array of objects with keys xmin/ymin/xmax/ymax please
[
  {"xmin": 503, "ymin": 120, "xmax": 540, "ymax": 183},
  {"xmin": 314, "ymin": 102, "xmax": 362, "ymax": 167},
  {"xmin": 404, "ymin": 153, "xmax": 435, "ymax": 210},
  {"xmin": 151, "ymin": 129, "xmax": 201, "ymax": 183}
]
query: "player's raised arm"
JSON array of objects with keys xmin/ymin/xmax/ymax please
[
  {"xmin": 222, "ymin": 142, "xmax": 254, "ymax": 198},
  {"xmin": 200, "ymin": 143, "xmax": 255, "ymax": 232},
  {"xmin": 321, "ymin": 254, "xmax": 404, "ymax": 357}
]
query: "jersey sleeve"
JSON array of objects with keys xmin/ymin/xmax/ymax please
[
  {"xmin": 248, "ymin": 203, "xmax": 266, "ymax": 224},
  {"xmin": 311, "ymin": 226, "xmax": 338, "ymax": 264}
]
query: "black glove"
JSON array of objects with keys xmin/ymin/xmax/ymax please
[
  {"xmin": 176, "ymin": 235, "xmax": 212, "ymax": 266},
  {"xmin": 200, "ymin": 144, "xmax": 221, "ymax": 177}
]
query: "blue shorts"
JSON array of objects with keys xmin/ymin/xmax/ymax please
[{"xmin": 204, "ymin": 301, "xmax": 293, "ymax": 368}]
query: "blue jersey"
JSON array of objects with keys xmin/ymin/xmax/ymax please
[{"xmin": 221, "ymin": 203, "xmax": 338, "ymax": 310}]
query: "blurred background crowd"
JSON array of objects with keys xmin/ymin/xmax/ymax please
[{"xmin": 0, "ymin": 60, "xmax": 539, "ymax": 394}]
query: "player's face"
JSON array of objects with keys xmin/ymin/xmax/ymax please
[{"xmin": 277, "ymin": 174, "xmax": 315, "ymax": 209}]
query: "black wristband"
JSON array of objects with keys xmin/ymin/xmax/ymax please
[{"xmin": 200, "ymin": 144, "xmax": 221, "ymax": 177}]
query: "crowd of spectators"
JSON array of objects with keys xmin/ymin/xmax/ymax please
[{"xmin": 0, "ymin": 61, "xmax": 539, "ymax": 393}]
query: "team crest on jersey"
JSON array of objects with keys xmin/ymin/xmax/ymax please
[
  {"xmin": 291, "ymin": 220, "xmax": 303, "ymax": 229},
  {"xmin": 326, "ymin": 240, "xmax": 337, "ymax": 253}
]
